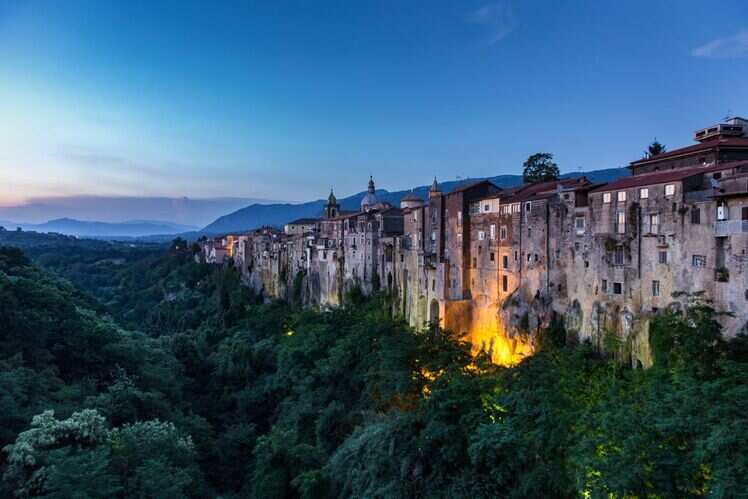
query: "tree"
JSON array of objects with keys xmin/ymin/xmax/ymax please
[
  {"xmin": 522, "ymin": 153, "xmax": 560, "ymax": 184},
  {"xmin": 646, "ymin": 139, "xmax": 666, "ymax": 158}
]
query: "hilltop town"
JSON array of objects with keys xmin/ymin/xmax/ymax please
[{"xmin": 199, "ymin": 117, "xmax": 748, "ymax": 366}]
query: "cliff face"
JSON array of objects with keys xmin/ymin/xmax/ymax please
[{"xmin": 210, "ymin": 162, "xmax": 748, "ymax": 368}]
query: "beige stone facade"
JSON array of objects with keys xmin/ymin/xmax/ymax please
[{"xmin": 202, "ymin": 117, "xmax": 748, "ymax": 366}]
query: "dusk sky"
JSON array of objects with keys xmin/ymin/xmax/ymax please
[{"xmin": 1, "ymin": 0, "xmax": 747, "ymax": 206}]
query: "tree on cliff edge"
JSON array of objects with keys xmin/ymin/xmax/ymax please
[
  {"xmin": 522, "ymin": 153, "xmax": 560, "ymax": 184},
  {"xmin": 645, "ymin": 139, "xmax": 666, "ymax": 158}
]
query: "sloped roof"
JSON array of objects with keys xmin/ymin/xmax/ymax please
[
  {"xmin": 630, "ymin": 136, "xmax": 748, "ymax": 166},
  {"xmin": 589, "ymin": 164, "xmax": 730, "ymax": 193}
]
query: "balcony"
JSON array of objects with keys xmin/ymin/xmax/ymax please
[{"xmin": 715, "ymin": 220, "xmax": 748, "ymax": 236}]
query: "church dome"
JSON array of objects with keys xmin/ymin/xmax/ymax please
[
  {"xmin": 360, "ymin": 176, "xmax": 379, "ymax": 211},
  {"xmin": 400, "ymin": 191, "xmax": 424, "ymax": 209}
]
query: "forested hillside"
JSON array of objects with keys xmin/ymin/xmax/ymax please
[{"xmin": 1, "ymin": 238, "xmax": 748, "ymax": 498}]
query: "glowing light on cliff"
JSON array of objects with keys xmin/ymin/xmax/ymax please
[{"xmin": 468, "ymin": 302, "xmax": 532, "ymax": 366}]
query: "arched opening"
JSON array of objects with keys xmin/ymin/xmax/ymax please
[{"xmin": 430, "ymin": 299, "xmax": 440, "ymax": 327}]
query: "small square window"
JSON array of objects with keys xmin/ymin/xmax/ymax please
[
  {"xmin": 613, "ymin": 282, "xmax": 623, "ymax": 295},
  {"xmin": 640, "ymin": 188, "xmax": 649, "ymax": 199},
  {"xmin": 692, "ymin": 255, "xmax": 706, "ymax": 267},
  {"xmin": 617, "ymin": 191, "xmax": 627, "ymax": 202},
  {"xmin": 603, "ymin": 192, "xmax": 612, "ymax": 203},
  {"xmin": 665, "ymin": 184, "xmax": 676, "ymax": 197}
]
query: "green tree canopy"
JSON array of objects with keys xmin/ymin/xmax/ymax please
[
  {"xmin": 522, "ymin": 153, "xmax": 560, "ymax": 184},
  {"xmin": 646, "ymin": 139, "xmax": 666, "ymax": 158}
]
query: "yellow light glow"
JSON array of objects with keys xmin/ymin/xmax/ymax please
[{"xmin": 462, "ymin": 300, "xmax": 533, "ymax": 366}]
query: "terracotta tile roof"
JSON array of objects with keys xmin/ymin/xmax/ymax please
[
  {"xmin": 630, "ymin": 136, "xmax": 748, "ymax": 166},
  {"xmin": 447, "ymin": 179, "xmax": 499, "ymax": 194},
  {"xmin": 589, "ymin": 164, "xmax": 732, "ymax": 193},
  {"xmin": 501, "ymin": 177, "xmax": 593, "ymax": 203}
]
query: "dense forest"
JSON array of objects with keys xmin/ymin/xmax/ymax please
[{"xmin": 1, "ymin": 232, "xmax": 748, "ymax": 498}]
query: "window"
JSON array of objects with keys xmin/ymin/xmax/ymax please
[
  {"xmin": 500, "ymin": 226, "xmax": 508, "ymax": 240},
  {"xmin": 502, "ymin": 255, "xmax": 509, "ymax": 269},
  {"xmin": 478, "ymin": 231, "xmax": 485, "ymax": 240},
  {"xmin": 691, "ymin": 208, "xmax": 701, "ymax": 224},
  {"xmin": 616, "ymin": 211, "xmax": 626, "ymax": 234},
  {"xmin": 652, "ymin": 280, "xmax": 660, "ymax": 297},
  {"xmin": 534, "ymin": 253, "xmax": 539, "ymax": 262},
  {"xmin": 742, "ymin": 207, "xmax": 748, "ymax": 221},
  {"xmin": 602, "ymin": 279, "xmax": 608, "ymax": 292},
  {"xmin": 490, "ymin": 252, "xmax": 495, "ymax": 262},
  {"xmin": 575, "ymin": 216, "xmax": 585, "ymax": 234},
  {"xmin": 614, "ymin": 246, "xmax": 624, "ymax": 265},
  {"xmin": 490, "ymin": 224, "xmax": 496, "ymax": 239},
  {"xmin": 648, "ymin": 213, "xmax": 659, "ymax": 234},
  {"xmin": 617, "ymin": 191, "xmax": 627, "ymax": 202},
  {"xmin": 613, "ymin": 282, "xmax": 623, "ymax": 295},
  {"xmin": 432, "ymin": 280, "xmax": 435, "ymax": 291},
  {"xmin": 514, "ymin": 250, "xmax": 518, "ymax": 262},
  {"xmin": 692, "ymin": 255, "xmax": 706, "ymax": 267},
  {"xmin": 457, "ymin": 212, "xmax": 462, "ymax": 225},
  {"xmin": 665, "ymin": 184, "xmax": 675, "ymax": 197},
  {"xmin": 527, "ymin": 253, "xmax": 532, "ymax": 263},
  {"xmin": 484, "ymin": 204, "xmax": 490, "ymax": 212},
  {"xmin": 603, "ymin": 192, "xmax": 612, "ymax": 203},
  {"xmin": 658, "ymin": 251, "xmax": 668, "ymax": 264},
  {"xmin": 502, "ymin": 275, "xmax": 508, "ymax": 292},
  {"xmin": 525, "ymin": 202, "xmax": 532, "ymax": 212},
  {"xmin": 528, "ymin": 227, "xmax": 532, "ymax": 238},
  {"xmin": 640, "ymin": 188, "xmax": 649, "ymax": 199},
  {"xmin": 472, "ymin": 257, "xmax": 477, "ymax": 268},
  {"xmin": 431, "ymin": 230, "xmax": 436, "ymax": 241}
]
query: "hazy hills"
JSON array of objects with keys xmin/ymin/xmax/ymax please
[
  {"xmin": 201, "ymin": 167, "xmax": 628, "ymax": 235},
  {"xmin": 0, "ymin": 195, "xmax": 280, "ymax": 227},
  {"xmin": 0, "ymin": 218, "xmax": 197, "ymax": 238}
]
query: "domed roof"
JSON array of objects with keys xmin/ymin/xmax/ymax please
[
  {"xmin": 361, "ymin": 176, "xmax": 378, "ymax": 211},
  {"xmin": 401, "ymin": 191, "xmax": 423, "ymax": 202}
]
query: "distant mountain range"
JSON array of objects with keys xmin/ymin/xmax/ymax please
[
  {"xmin": 0, "ymin": 218, "xmax": 198, "ymax": 238},
  {"xmin": 201, "ymin": 167, "xmax": 629, "ymax": 235},
  {"xmin": 0, "ymin": 195, "xmax": 280, "ymax": 227}
]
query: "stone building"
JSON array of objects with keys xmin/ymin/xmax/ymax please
[{"xmin": 204, "ymin": 115, "xmax": 748, "ymax": 367}]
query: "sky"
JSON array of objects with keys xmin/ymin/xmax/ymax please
[{"xmin": 1, "ymin": 0, "xmax": 747, "ymax": 207}]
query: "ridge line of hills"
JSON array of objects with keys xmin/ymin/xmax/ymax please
[{"xmin": 199, "ymin": 167, "xmax": 629, "ymax": 235}]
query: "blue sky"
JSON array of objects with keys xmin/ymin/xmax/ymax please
[{"xmin": 1, "ymin": 0, "xmax": 747, "ymax": 205}]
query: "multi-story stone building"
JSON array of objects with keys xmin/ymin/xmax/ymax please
[{"xmin": 202, "ymin": 116, "xmax": 748, "ymax": 367}]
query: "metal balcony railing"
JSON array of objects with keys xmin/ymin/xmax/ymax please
[{"xmin": 715, "ymin": 220, "xmax": 748, "ymax": 236}]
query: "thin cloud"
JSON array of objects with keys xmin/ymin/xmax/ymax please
[
  {"xmin": 691, "ymin": 29, "xmax": 748, "ymax": 59},
  {"xmin": 467, "ymin": 1, "xmax": 514, "ymax": 45}
]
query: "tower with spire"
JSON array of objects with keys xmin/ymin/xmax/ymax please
[
  {"xmin": 360, "ymin": 176, "xmax": 379, "ymax": 212},
  {"xmin": 324, "ymin": 188, "xmax": 340, "ymax": 219},
  {"xmin": 429, "ymin": 177, "xmax": 442, "ymax": 199}
]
